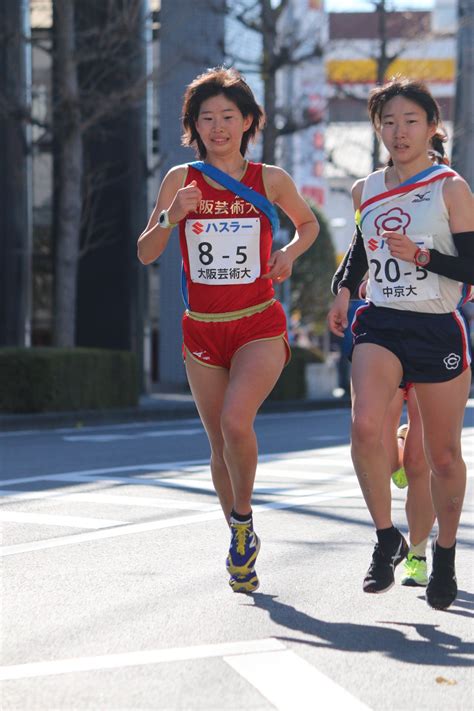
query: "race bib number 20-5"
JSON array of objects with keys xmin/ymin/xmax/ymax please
[
  {"xmin": 185, "ymin": 218, "xmax": 261, "ymax": 285},
  {"xmin": 367, "ymin": 233, "xmax": 440, "ymax": 303}
]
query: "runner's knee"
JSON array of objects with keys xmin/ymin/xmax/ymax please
[
  {"xmin": 428, "ymin": 443, "xmax": 463, "ymax": 479},
  {"xmin": 220, "ymin": 409, "xmax": 253, "ymax": 445},
  {"xmin": 351, "ymin": 412, "xmax": 382, "ymax": 449}
]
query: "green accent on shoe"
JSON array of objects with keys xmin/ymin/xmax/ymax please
[
  {"xmin": 401, "ymin": 553, "xmax": 428, "ymax": 587},
  {"xmin": 391, "ymin": 466, "xmax": 408, "ymax": 489}
]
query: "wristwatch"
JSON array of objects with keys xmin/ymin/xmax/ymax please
[
  {"xmin": 414, "ymin": 247, "xmax": 431, "ymax": 267},
  {"xmin": 158, "ymin": 209, "xmax": 176, "ymax": 229}
]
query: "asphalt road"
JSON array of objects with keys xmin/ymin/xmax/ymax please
[{"xmin": 1, "ymin": 404, "xmax": 473, "ymax": 710}]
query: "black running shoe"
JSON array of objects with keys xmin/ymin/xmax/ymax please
[
  {"xmin": 363, "ymin": 531, "xmax": 409, "ymax": 593},
  {"xmin": 426, "ymin": 539, "xmax": 457, "ymax": 610}
]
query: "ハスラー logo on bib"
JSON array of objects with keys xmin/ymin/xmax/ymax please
[{"xmin": 443, "ymin": 353, "xmax": 461, "ymax": 370}]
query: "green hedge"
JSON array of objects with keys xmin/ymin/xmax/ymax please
[
  {"xmin": 268, "ymin": 345, "xmax": 324, "ymax": 401},
  {"xmin": 0, "ymin": 347, "xmax": 139, "ymax": 413}
]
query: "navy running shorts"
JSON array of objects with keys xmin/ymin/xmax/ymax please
[{"xmin": 350, "ymin": 302, "xmax": 471, "ymax": 383}]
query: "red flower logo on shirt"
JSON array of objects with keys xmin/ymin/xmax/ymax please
[{"xmin": 374, "ymin": 208, "xmax": 411, "ymax": 236}]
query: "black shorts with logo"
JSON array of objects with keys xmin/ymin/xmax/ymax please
[{"xmin": 350, "ymin": 303, "xmax": 471, "ymax": 383}]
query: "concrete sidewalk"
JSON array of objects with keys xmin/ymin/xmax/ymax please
[{"xmin": 0, "ymin": 390, "xmax": 352, "ymax": 432}]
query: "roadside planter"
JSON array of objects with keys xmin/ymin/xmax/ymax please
[{"xmin": 306, "ymin": 355, "xmax": 339, "ymax": 399}]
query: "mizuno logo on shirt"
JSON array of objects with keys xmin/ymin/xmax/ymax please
[{"xmin": 412, "ymin": 191, "xmax": 431, "ymax": 203}]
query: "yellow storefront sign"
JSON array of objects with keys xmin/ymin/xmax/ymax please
[{"xmin": 327, "ymin": 58, "xmax": 455, "ymax": 83}]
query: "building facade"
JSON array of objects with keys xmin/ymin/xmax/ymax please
[{"xmin": 325, "ymin": 0, "xmax": 456, "ymax": 260}]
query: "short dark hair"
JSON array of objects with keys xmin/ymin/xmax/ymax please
[
  {"xmin": 368, "ymin": 76, "xmax": 448, "ymax": 165},
  {"xmin": 181, "ymin": 66, "xmax": 265, "ymax": 159}
]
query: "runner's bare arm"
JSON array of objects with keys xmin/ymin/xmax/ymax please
[
  {"xmin": 328, "ymin": 178, "xmax": 367, "ymax": 335},
  {"xmin": 262, "ymin": 165, "xmax": 319, "ymax": 281},
  {"xmin": 137, "ymin": 166, "xmax": 201, "ymax": 265}
]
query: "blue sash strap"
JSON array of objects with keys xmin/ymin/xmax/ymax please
[
  {"xmin": 189, "ymin": 161, "xmax": 280, "ymax": 236},
  {"xmin": 181, "ymin": 161, "xmax": 280, "ymax": 310}
]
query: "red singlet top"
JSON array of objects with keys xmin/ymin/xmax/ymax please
[{"xmin": 179, "ymin": 162, "xmax": 275, "ymax": 313}]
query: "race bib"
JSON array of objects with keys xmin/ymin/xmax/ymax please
[
  {"xmin": 367, "ymin": 234, "xmax": 440, "ymax": 303},
  {"xmin": 185, "ymin": 218, "xmax": 261, "ymax": 285}
]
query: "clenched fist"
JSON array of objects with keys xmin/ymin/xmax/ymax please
[{"xmin": 169, "ymin": 180, "xmax": 202, "ymax": 224}]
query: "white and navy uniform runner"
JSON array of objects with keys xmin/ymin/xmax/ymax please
[{"xmin": 351, "ymin": 166, "xmax": 472, "ymax": 382}]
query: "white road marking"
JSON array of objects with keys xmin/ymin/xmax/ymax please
[
  {"xmin": 0, "ymin": 636, "xmax": 372, "ymax": 710},
  {"xmin": 0, "ymin": 447, "xmax": 355, "ymax": 488},
  {"xmin": 0, "ymin": 490, "xmax": 219, "ymax": 511},
  {"xmin": 0, "ymin": 637, "xmax": 285, "ymax": 681},
  {"xmin": 63, "ymin": 428, "xmax": 203, "ymax": 442},
  {"xmin": 225, "ymin": 649, "xmax": 371, "ymax": 711},
  {"xmin": 309, "ymin": 435, "xmax": 347, "ymax": 441},
  {"xmin": 0, "ymin": 488, "xmax": 361, "ymax": 557},
  {"xmin": 0, "ymin": 406, "xmax": 352, "ymax": 439},
  {"xmin": 0, "ymin": 460, "xmax": 210, "ymax": 487},
  {"xmin": 1, "ymin": 428, "xmax": 471, "ymax": 555},
  {"xmin": 0, "ymin": 511, "xmax": 127, "ymax": 529}
]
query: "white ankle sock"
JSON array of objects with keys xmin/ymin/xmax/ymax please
[{"xmin": 409, "ymin": 537, "xmax": 429, "ymax": 558}]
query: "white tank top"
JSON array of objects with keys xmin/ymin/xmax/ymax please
[{"xmin": 360, "ymin": 167, "xmax": 464, "ymax": 314}]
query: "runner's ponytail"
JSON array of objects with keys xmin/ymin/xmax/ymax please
[{"xmin": 429, "ymin": 132, "xmax": 450, "ymax": 165}]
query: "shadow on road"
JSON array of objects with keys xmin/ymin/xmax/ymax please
[{"xmin": 247, "ymin": 592, "xmax": 473, "ymax": 666}]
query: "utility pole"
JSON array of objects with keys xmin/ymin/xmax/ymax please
[
  {"xmin": 372, "ymin": 0, "xmax": 391, "ymax": 171},
  {"xmin": 0, "ymin": 0, "xmax": 32, "ymax": 346},
  {"xmin": 452, "ymin": 0, "xmax": 474, "ymax": 189}
]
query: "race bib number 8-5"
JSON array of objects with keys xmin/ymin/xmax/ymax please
[
  {"xmin": 367, "ymin": 233, "xmax": 440, "ymax": 303},
  {"xmin": 185, "ymin": 218, "xmax": 261, "ymax": 285}
]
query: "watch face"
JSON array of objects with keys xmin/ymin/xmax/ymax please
[{"xmin": 417, "ymin": 250, "xmax": 429, "ymax": 266}]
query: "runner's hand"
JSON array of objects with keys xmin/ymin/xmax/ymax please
[
  {"xmin": 384, "ymin": 231, "xmax": 418, "ymax": 262},
  {"xmin": 169, "ymin": 180, "xmax": 202, "ymax": 223},
  {"xmin": 263, "ymin": 249, "xmax": 293, "ymax": 281},
  {"xmin": 327, "ymin": 289, "xmax": 350, "ymax": 337}
]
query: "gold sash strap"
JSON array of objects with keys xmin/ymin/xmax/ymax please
[{"xmin": 186, "ymin": 299, "xmax": 275, "ymax": 323}]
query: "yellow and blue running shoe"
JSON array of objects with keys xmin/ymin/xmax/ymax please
[
  {"xmin": 228, "ymin": 569, "xmax": 260, "ymax": 594},
  {"xmin": 226, "ymin": 515, "xmax": 261, "ymax": 593},
  {"xmin": 401, "ymin": 553, "xmax": 428, "ymax": 587}
]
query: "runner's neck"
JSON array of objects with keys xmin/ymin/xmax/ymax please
[
  {"xmin": 204, "ymin": 158, "xmax": 248, "ymax": 182},
  {"xmin": 385, "ymin": 158, "xmax": 434, "ymax": 190}
]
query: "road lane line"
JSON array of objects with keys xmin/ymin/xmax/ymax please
[
  {"xmin": 0, "ymin": 488, "xmax": 361, "ymax": 557},
  {"xmin": 0, "ymin": 406, "xmax": 355, "ymax": 439},
  {"xmin": 225, "ymin": 649, "xmax": 371, "ymax": 711},
  {"xmin": 0, "ymin": 461, "xmax": 211, "ymax": 487},
  {"xmin": 62, "ymin": 428, "xmax": 203, "ymax": 442},
  {"xmin": 0, "ymin": 511, "xmax": 127, "ymax": 529},
  {"xmin": 0, "ymin": 445, "xmax": 359, "ymax": 488},
  {"xmin": 0, "ymin": 490, "xmax": 219, "ymax": 511},
  {"xmin": 5, "ymin": 427, "xmax": 471, "ymax": 488},
  {"xmin": 0, "ymin": 638, "xmax": 285, "ymax": 681}
]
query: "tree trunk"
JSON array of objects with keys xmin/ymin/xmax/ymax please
[
  {"xmin": 372, "ymin": 0, "xmax": 389, "ymax": 171},
  {"xmin": 452, "ymin": 0, "xmax": 474, "ymax": 189},
  {"xmin": 52, "ymin": 0, "xmax": 83, "ymax": 347},
  {"xmin": 0, "ymin": 0, "xmax": 32, "ymax": 346},
  {"xmin": 158, "ymin": 0, "xmax": 226, "ymax": 387},
  {"xmin": 261, "ymin": 0, "xmax": 278, "ymax": 164}
]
